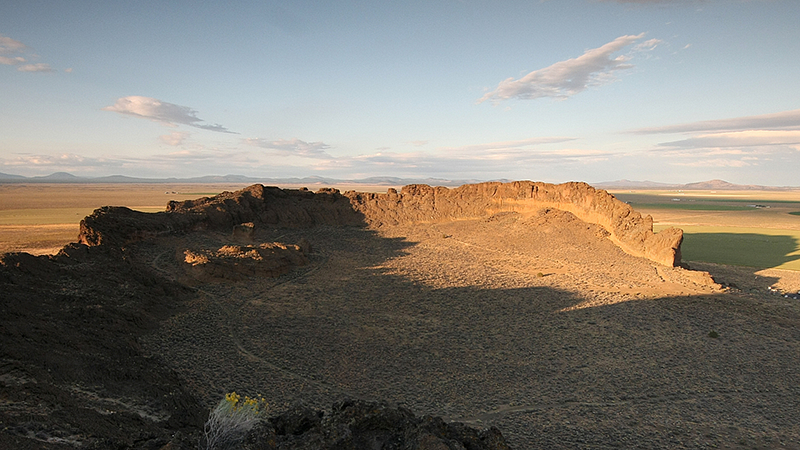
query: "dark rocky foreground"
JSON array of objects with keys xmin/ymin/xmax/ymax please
[
  {"xmin": 239, "ymin": 400, "xmax": 510, "ymax": 450},
  {"xmin": 0, "ymin": 245, "xmax": 513, "ymax": 450},
  {"xmin": 0, "ymin": 245, "xmax": 204, "ymax": 449},
  {"xmin": 0, "ymin": 183, "xmax": 524, "ymax": 449},
  {"xmin": 3, "ymin": 182, "xmax": 800, "ymax": 449}
]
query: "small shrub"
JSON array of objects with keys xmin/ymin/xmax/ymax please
[
  {"xmin": 536, "ymin": 272, "xmax": 544, "ymax": 278},
  {"xmin": 708, "ymin": 331, "xmax": 719, "ymax": 339},
  {"xmin": 201, "ymin": 392, "xmax": 268, "ymax": 450}
]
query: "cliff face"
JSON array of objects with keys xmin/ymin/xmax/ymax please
[
  {"xmin": 78, "ymin": 181, "xmax": 683, "ymax": 267},
  {"xmin": 344, "ymin": 181, "xmax": 683, "ymax": 267},
  {"xmin": 78, "ymin": 185, "xmax": 364, "ymax": 247}
]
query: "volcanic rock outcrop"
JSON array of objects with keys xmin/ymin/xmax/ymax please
[
  {"xmin": 238, "ymin": 400, "xmax": 511, "ymax": 450},
  {"xmin": 78, "ymin": 181, "xmax": 683, "ymax": 266},
  {"xmin": 345, "ymin": 181, "xmax": 682, "ymax": 267},
  {"xmin": 182, "ymin": 242, "xmax": 308, "ymax": 282}
]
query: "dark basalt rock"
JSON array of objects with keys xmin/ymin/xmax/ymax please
[
  {"xmin": 240, "ymin": 400, "xmax": 512, "ymax": 450},
  {"xmin": 78, "ymin": 182, "xmax": 683, "ymax": 266}
]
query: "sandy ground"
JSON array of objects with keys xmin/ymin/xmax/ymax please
[{"xmin": 138, "ymin": 209, "xmax": 800, "ymax": 449}]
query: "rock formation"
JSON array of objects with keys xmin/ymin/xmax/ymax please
[
  {"xmin": 344, "ymin": 181, "xmax": 682, "ymax": 267},
  {"xmin": 182, "ymin": 242, "xmax": 308, "ymax": 282},
  {"xmin": 78, "ymin": 181, "xmax": 683, "ymax": 267},
  {"xmin": 237, "ymin": 400, "xmax": 511, "ymax": 450}
]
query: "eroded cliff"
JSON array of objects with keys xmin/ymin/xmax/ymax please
[
  {"xmin": 345, "ymin": 181, "xmax": 683, "ymax": 266},
  {"xmin": 77, "ymin": 181, "xmax": 683, "ymax": 266}
]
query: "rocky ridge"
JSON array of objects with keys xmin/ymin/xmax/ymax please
[
  {"xmin": 79, "ymin": 181, "xmax": 683, "ymax": 267},
  {"xmin": 5, "ymin": 180, "xmax": 798, "ymax": 449},
  {"xmin": 345, "ymin": 181, "xmax": 682, "ymax": 266}
]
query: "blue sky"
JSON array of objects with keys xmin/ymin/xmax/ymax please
[{"xmin": 2, "ymin": 0, "xmax": 799, "ymax": 185}]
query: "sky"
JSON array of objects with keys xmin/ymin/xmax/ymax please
[{"xmin": 1, "ymin": 0, "xmax": 799, "ymax": 185}]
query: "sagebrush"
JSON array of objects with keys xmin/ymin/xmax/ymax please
[{"xmin": 201, "ymin": 392, "xmax": 268, "ymax": 450}]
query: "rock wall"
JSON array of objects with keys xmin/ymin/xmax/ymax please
[
  {"xmin": 78, "ymin": 185, "xmax": 364, "ymax": 247},
  {"xmin": 78, "ymin": 181, "xmax": 683, "ymax": 267},
  {"xmin": 344, "ymin": 181, "xmax": 683, "ymax": 267}
]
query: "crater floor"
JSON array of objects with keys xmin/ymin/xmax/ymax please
[{"xmin": 139, "ymin": 210, "xmax": 800, "ymax": 449}]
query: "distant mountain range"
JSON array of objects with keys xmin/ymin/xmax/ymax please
[
  {"xmin": 0, "ymin": 172, "xmax": 796, "ymax": 190},
  {"xmin": 592, "ymin": 179, "xmax": 798, "ymax": 191},
  {"xmin": 0, "ymin": 171, "xmax": 484, "ymax": 187}
]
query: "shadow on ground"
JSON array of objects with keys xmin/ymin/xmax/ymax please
[
  {"xmin": 682, "ymin": 231, "xmax": 800, "ymax": 270},
  {"xmin": 3, "ymin": 184, "xmax": 800, "ymax": 449},
  {"xmin": 140, "ymin": 225, "xmax": 800, "ymax": 450}
]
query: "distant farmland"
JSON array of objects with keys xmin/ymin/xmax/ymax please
[{"xmin": 613, "ymin": 190, "xmax": 800, "ymax": 271}]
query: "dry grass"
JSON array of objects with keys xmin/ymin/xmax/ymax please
[
  {"xmin": 0, "ymin": 183, "xmax": 401, "ymax": 255},
  {"xmin": 0, "ymin": 183, "xmax": 252, "ymax": 255},
  {"xmin": 612, "ymin": 189, "xmax": 800, "ymax": 272}
]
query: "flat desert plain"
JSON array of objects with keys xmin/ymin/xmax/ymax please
[
  {"xmin": 0, "ymin": 183, "xmax": 398, "ymax": 255},
  {"xmin": 4, "ymin": 183, "xmax": 800, "ymax": 448},
  {"xmin": 612, "ymin": 189, "xmax": 800, "ymax": 285}
]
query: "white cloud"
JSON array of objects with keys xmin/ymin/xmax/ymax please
[
  {"xmin": 0, "ymin": 148, "xmax": 258, "ymax": 178},
  {"xmin": 440, "ymin": 137, "xmax": 577, "ymax": 154},
  {"xmin": 478, "ymin": 34, "xmax": 650, "ymax": 103},
  {"xmin": 632, "ymin": 38, "xmax": 662, "ymax": 53},
  {"xmin": 243, "ymin": 137, "xmax": 333, "ymax": 159},
  {"xmin": 0, "ymin": 153, "xmax": 124, "ymax": 171},
  {"xmin": 595, "ymin": 0, "xmax": 702, "ymax": 4},
  {"xmin": 639, "ymin": 110, "xmax": 800, "ymax": 172},
  {"xmin": 322, "ymin": 138, "xmax": 614, "ymax": 176},
  {"xmin": 103, "ymin": 96, "xmax": 234, "ymax": 133},
  {"xmin": 659, "ymin": 130, "xmax": 800, "ymax": 148},
  {"xmin": 0, "ymin": 34, "xmax": 57, "ymax": 72},
  {"xmin": 671, "ymin": 158, "xmax": 752, "ymax": 168},
  {"xmin": 0, "ymin": 55, "xmax": 25, "ymax": 65},
  {"xmin": 631, "ymin": 109, "xmax": 800, "ymax": 134},
  {"xmin": 0, "ymin": 34, "xmax": 27, "ymax": 55},
  {"xmin": 160, "ymin": 131, "xmax": 190, "ymax": 146},
  {"xmin": 17, "ymin": 63, "xmax": 54, "ymax": 72}
]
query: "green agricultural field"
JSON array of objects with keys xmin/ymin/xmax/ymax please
[
  {"xmin": 629, "ymin": 203, "xmax": 752, "ymax": 211},
  {"xmin": 616, "ymin": 190, "xmax": 800, "ymax": 271},
  {"xmin": 655, "ymin": 224, "xmax": 800, "ymax": 271},
  {"xmin": 614, "ymin": 192, "xmax": 800, "ymax": 212}
]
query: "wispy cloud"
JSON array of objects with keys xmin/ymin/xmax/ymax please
[
  {"xmin": 650, "ymin": 144, "xmax": 797, "ymax": 170},
  {"xmin": 243, "ymin": 137, "xmax": 333, "ymax": 159},
  {"xmin": 0, "ymin": 55, "xmax": 25, "ymax": 65},
  {"xmin": 0, "ymin": 148, "xmax": 257, "ymax": 177},
  {"xmin": 17, "ymin": 63, "xmax": 54, "ymax": 72},
  {"xmin": 103, "ymin": 96, "xmax": 235, "ymax": 133},
  {"xmin": 0, "ymin": 35, "xmax": 26, "ymax": 54},
  {"xmin": 658, "ymin": 130, "xmax": 800, "ymax": 148},
  {"xmin": 330, "ymin": 148, "xmax": 615, "ymax": 175},
  {"xmin": 160, "ymin": 131, "xmax": 190, "ymax": 146},
  {"xmin": 478, "ymin": 34, "xmax": 653, "ymax": 103},
  {"xmin": 0, "ymin": 34, "xmax": 55, "ymax": 72},
  {"xmin": 440, "ymin": 137, "xmax": 577, "ymax": 153},
  {"xmin": 0, "ymin": 153, "xmax": 125, "ymax": 171},
  {"xmin": 631, "ymin": 109, "xmax": 800, "ymax": 134},
  {"xmin": 595, "ymin": 0, "xmax": 702, "ymax": 4},
  {"xmin": 314, "ymin": 137, "xmax": 611, "ymax": 177},
  {"xmin": 641, "ymin": 110, "xmax": 800, "ymax": 172}
]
